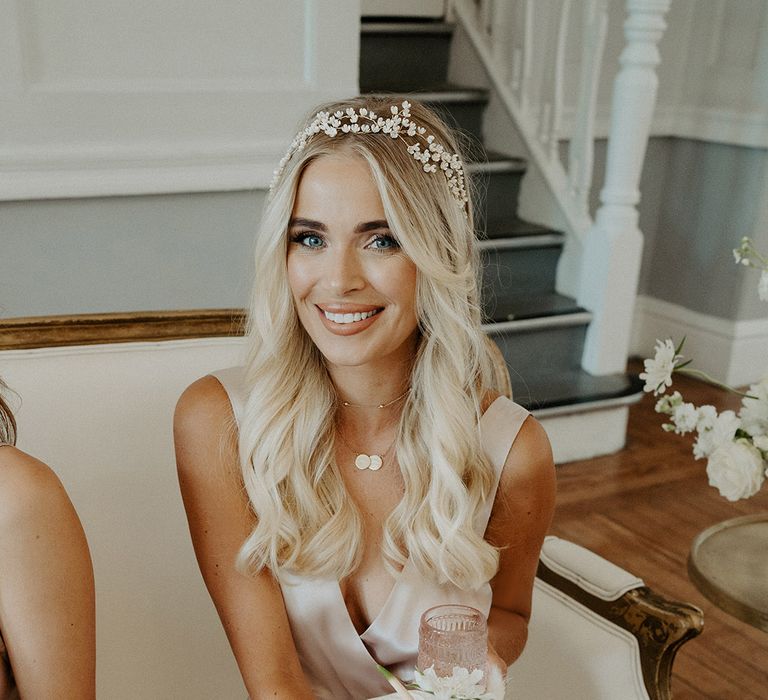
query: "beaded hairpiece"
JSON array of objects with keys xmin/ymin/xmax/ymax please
[{"xmin": 269, "ymin": 100, "xmax": 469, "ymax": 215}]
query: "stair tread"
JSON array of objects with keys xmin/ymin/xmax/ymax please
[
  {"xmin": 510, "ymin": 369, "xmax": 644, "ymax": 412},
  {"xmin": 360, "ymin": 81, "xmax": 488, "ymax": 102},
  {"xmin": 467, "ymin": 150, "xmax": 527, "ymax": 171},
  {"xmin": 482, "ymin": 217, "xmax": 561, "ymax": 239},
  {"xmin": 484, "ymin": 293, "xmax": 584, "ymax": 324},
  {"xmin": 361, "ymin": 20, "xmax": 454, "ymax": 34}
]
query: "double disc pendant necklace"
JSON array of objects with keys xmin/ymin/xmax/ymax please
[{"xmin": 336, "ymin": 387, "xmax": 409, "ymax": 471}]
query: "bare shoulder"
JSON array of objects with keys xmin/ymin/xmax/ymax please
[
  {"xmin": 0, "ymin": 446, "xmax": 85, "ymax": 537},
  {"xmin": 487, "ymin": 412, "xmax": 556, "ymax": 545},
  {"xmin": 503, "ymin": 414, "xmax": 555, "ymax": 487},
  {"xmin": 175, "ymin": 374, "xmax": 238, "ymax": 465},
  {"xmin": 0, "ymin": 447, "xmax": 68, "ymax": 517},
  {"xmin": 175, "ymin": 374, "xmax": 234, "ymax": 435}
]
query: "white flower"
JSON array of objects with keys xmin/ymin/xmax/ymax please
[
  {"xmin": 740, "ymin": 377, "xmax": 768, "ymax": 437},
  {"xmin": 640, "ymin": 339, "xmax": 681, "ymax": 395},
  {"xmin": 759, "ymin": 270, "xmax": 768, "ymax": 302},
  {"xmin": 655, "ymin": 391, "xmax": 682, "ymax": 415},
  {"xmin": 671, "ymin": 402, "xmax": 698, "ymax": 434},
  {"xmin": 753, "ymin": 434, "xmax": 768, "ymax": 453},
  {"xmin": 693, "ymin": 409, "xmax": 741, "ymax": 459},
  {"xmin": 413, "ymin": 666, "xmax": 496, "ymax": 700},
  {"xmin": 706, "ymin": 440, "xmax": 766, "ymax": 501},
  {"xmin": 695, "ymin": 405, "xmax": 717, "ymax": 432}
]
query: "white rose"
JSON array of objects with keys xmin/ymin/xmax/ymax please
[
  {"xmin": 753, "ymin": 434, "xmax": 768, "ymax": 453},
  {"xmin": 706, "ymin": 441, "xmax": 765, "ymax": 501}
]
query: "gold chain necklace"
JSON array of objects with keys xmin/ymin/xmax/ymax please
[{"xmin": 339, "ymin": 387, "xmax": 410, "ymax": 409}]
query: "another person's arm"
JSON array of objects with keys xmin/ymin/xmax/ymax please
[
  {"xmin": 174, "ymin": 376, "xmax": 315, "ymax": 699},
  {"xmin": 0, "ymin": 448, "xmax": 96, "ymax": 699},
  {"xmin": 485, "ymin": 415, "xmax": 556, "ymax": 669}
]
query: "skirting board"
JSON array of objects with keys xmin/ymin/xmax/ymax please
[
  {"xmin": 631, "ymin": 295, "xmax": 768, "ymax": 387},
  {"xmin": 539, "ymin": 406, "xmax": 629, "ymax": 465}
]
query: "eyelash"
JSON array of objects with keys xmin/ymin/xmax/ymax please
[{"xmin": 289, "ymin": 232, "xmax": 400, "ymax": 252}]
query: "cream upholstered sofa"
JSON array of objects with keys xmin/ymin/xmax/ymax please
[{"xmin": 1, "ymin": 337, "xmax": 702, "ymax": 699}]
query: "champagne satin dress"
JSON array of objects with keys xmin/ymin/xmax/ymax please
[{"xmin": 212, "ymin": 367, "xmax": 529, "ymax": 700}]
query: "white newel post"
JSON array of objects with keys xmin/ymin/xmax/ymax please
[{"xmin": 578, "ymin": 0, "xmax": 671, "ymax": 375}]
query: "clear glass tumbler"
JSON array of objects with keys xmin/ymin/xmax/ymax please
[{"xmin": 417, "ymin": 604, "xmax": 488, "ymax": 680}]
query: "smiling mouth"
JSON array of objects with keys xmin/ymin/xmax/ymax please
[{"xmin": 321, "ymin": 308, "xmax": 382, "ymax": 325}]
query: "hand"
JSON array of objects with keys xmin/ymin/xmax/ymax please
[{"xmin": 485, "ymin": 643, "xmax": 508, "ymax": 700}]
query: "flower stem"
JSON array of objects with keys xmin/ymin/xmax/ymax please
[
  {"xmin": 674, "ymin": 367, "xmax": 758, "ymax": 399},
  {"xmin": 377, "ymin": 665, "xmax": 417, "ymax": 699}
]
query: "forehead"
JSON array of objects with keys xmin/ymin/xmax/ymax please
[{"xmin": 292, "ymin": 154, "xmax": 386, "ymax": 223}]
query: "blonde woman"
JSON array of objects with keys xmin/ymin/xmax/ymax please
[
  {"xmin": 175, "ymin": 97, "xmax": 555, "ymax": 699},
  {"xmin": 0, "ymin": 381, "xmax": 95, "ymax": 699}
]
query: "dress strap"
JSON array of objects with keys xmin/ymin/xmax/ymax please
[
  {"xmin": 474, "ymin": 396, "xmax": 530, "ymax": 533},
  {"xmin": 209, "ymin": 367, "xmax": 248, "ymax": 428},
  {"xmin": 480, "ymin": 396, "xmax": 530, "ymax": 474}
]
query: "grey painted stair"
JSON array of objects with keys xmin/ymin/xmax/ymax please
[
  {"xmin": 360, "ymin": 21, "xmax": 454, "ymax": 91},
  {"xmin": 483, "ymin": 312, "xmax": 591, "ymax": 380},
  {"xmin": 359, "ymin": 18, "xmax": 642, "ymax": 421},
  {"xmin": 515, "ymin": 370, "xmax": 644, "ymax": 413},
  {"xmin": 483, "ymin": 291, "xmax": 584, "ymax": 324},
  {"xmin": 468, "ymin": 152, "xmax": 527, "ymax": 230},
  {"xmin": 361, "ymin": 85, "xmax": 489, "ymax": 143},
  {"xmin": 479, "ymin": 232, "xmax": 564, "ymax": 299}
]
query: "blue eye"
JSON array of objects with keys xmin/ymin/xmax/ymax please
[
  {"xmin": 369, "ymin": 235, "xmax": 399, "ymax": 250},
  {"xmin": 291, "ymin": 232, "xmax": 324, "ymax": 248}
]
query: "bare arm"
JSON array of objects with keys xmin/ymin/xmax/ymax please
[
  {"xmin": 484, "ymin": 416, "xmax": 556, "ymax": 667},
  {"xmin": 174, "ymin": 376, "xmax": 315, "ymax": 699},
  {"xmin": 0, "ymin": 447, "xmax": 96, "ymax": 699}
]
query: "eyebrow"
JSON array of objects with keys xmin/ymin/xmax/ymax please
[{"xmin": 288, "ymin": 217, "xmax": 390, "ymax": 234}]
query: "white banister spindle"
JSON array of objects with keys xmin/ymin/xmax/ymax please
[
  {"xmin": 568, "ymin": 0, "xmax": 609, "ymax": 208},
  {"xmin": 579, "ymin": 0, "xmax": 671, "ymax": 375},
  {"xmin": 491, "ymin": 1, "xmax": 509, "ymax": 64},
  {"xmin": 548, "ymin": 0, "xmax": 572, "ymax": 161},
  {"xmin": 520, "ymin": 0, "xmax": 533, "ymax": 115}
]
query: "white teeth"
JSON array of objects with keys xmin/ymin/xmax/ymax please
[{"xmin": 323, "ymin": 309, "xmax": 379, "ymax": 324}]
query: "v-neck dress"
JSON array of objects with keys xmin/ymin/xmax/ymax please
[{"xmin": 211, "ymin": 367, "xmax": 529, "ymax": 700}]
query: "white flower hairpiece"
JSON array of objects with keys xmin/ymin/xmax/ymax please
[{"xmin": 269, "ymin": 100, "xmax": 469, "ymax": 215}]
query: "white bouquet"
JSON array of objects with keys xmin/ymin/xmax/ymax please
[
  {"xmin": 641, "ymin": 237, "xmax": 768, "ymax": 501},
  {"xmin": 377, "ymin": 664, "xmax": 505, "ymax": 700}
]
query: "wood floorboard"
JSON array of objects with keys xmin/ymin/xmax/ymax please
[{"xmin": 549, "ymin": 361, "xmax": 768, "ymax": 698}]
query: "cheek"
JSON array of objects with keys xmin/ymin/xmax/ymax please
[{"xmin": 286, "ymin": 255, "xmax": 312, "ymax": 301}]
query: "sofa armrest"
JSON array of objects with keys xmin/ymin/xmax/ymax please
[{"xmin": 538, "ymin": 536, "xmax": 704, "ymax": 700}]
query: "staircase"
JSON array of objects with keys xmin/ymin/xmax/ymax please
[{"xmin": 359, "ymin": 17, "xmax": 643, "ymax": 463}]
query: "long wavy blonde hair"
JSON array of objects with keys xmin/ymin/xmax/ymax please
[{"xmin": 237, "ymin": 97, "xmax": 500, "ymax": 590}]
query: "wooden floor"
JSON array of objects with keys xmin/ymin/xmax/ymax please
[{"xmin": 549, "ymin": 363, "xmax": 768, "ymax": 699}]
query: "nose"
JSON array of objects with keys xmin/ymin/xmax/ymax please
[{"xmin": 322, "ymin": 245, "xmax": 365, "ymax": 295}]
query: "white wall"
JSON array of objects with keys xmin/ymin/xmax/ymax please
[
  {"xmin": 1, "ymin": 0, "xmax": 361, "ymax": 320},
  {"xmin": 0, "ymin": 0, "xmax": 360, "ymax": 200}
]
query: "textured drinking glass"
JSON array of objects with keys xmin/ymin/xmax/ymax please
[{"xmin": 417, "ymin": 605, "xmax": 488, "ymax": 679}]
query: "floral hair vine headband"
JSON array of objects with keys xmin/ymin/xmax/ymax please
[{"xmin": 269, "ymin": 100, "xmax": 469, "ymax": 216}]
